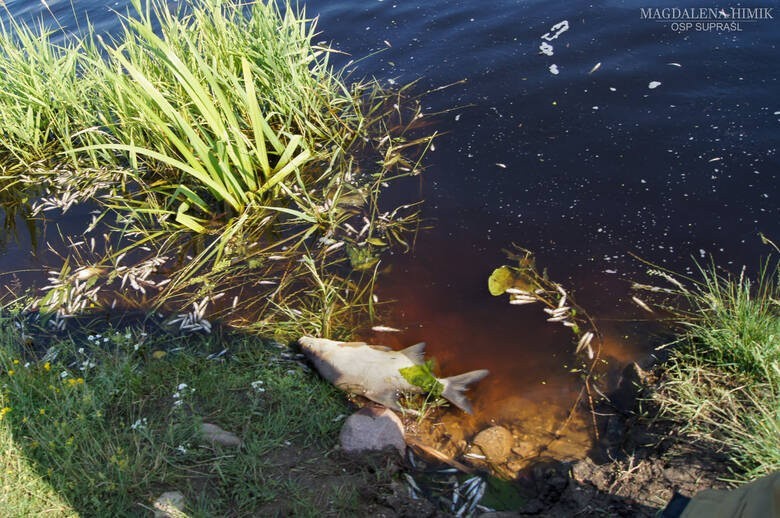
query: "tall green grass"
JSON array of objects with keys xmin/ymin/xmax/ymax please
[
  {"xmin": 82, "ymin": 0, "xmax": 360, "ymax": 228},
  {"xmin": 0, "ymin": 18, "xmax": 85, "ymax": 166},
  {"xmin": 649, "ymin": 259, "xmax": 780, "ymax": 480},
  {"xmin": 0, "ymin": 0, "xmax": 432, "ymax": 335}
]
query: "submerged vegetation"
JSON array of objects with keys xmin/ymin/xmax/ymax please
[
  {"xmin": 0, "ymin": 0, "xmax": 433, "ymax": 337},
  {"xmin": 635, "ymin": 251, "xmax": 780, "ymax": 481}
]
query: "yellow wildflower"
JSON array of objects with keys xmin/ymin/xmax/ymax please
[
  {"xmin": 0, "ymin": 407, "xmax": 11, "ymax": 420},
  {"xmin": 7, "ymin": 370, "xmax": 13, "ymax": 376},
  {"xmin": 39, "ymin": 408, "xmax": 45, "ymax": 415},
  {"xmin": 43, "ymin": 362, "xmax": 51, "ymax": 371},
  {"xmin": 12, "ymin": 359, "xmax": 19, "ymax": 365}
]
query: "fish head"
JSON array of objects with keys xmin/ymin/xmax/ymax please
[{"xmin": 298, "ymin": 336, "xmax": 344, "ymax": 384}]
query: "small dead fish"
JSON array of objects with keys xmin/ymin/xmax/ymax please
[
  {"xmin": 371, "ymin": 325, "xmax": 402, "ymax": 333},
  {"xmin": 576, "ymin": 332, "xmax": 594, "ymax": 354},
  {"xmin": 298, "ymin": 336, "xmax": 489, "ymax": 413},
  {"xmin": 72, "ymin": 266, "xmax": 106, "ymax": 281},
  {"xmin": 505, "ymin": 288, "xmax": 531, "ymax": 296},
  {"xmin": 509, "ymin": 297, "xmax": 537, "ymax": 305},
  {"xmin": 588, "ymin": 62, "xmax": 601, "ymax": 74},
  {"xmin": 464, "ymin": 452, "xmax": 486, "ymax": 460},
  {"xmin": 632, "ymin": 296, "xmax": 655, "ymax": 313}
]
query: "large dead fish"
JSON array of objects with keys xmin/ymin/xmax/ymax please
[{"xmin": 298, "ymin": 336, "xmax": 489, "ymax": 414}]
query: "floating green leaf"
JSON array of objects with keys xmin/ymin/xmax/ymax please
[{"xmin": 488, "ymin": 265, "xmax": 515, "ymax": 296}]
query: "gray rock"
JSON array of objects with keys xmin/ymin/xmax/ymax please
[
  {"xmin": 473, "ymin": 425, "xmax": 514, "ymax": 464},
  {"xmin": 201, "ymin": 422, "xmax": 243, "ymax": 448},
  {"xmin": 339, "ymin": 407, "xmax": 406, "ymax": 456},
  {"xmin": 153, "ymin": 490, "xmax": 186, "ymax": 518}
]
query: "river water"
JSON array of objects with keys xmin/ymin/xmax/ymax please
[{"xmin": 1, "ymin": 0, "xmax": 778, "ymax": 460}]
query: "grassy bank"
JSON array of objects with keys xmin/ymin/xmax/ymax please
[
  {"xmin": 0, "ymin": 312, "xmax": 379, "ymax": 516},
  {"xmin": 643, "ymin": 258, "xmax": 779, "ymax": 480}
]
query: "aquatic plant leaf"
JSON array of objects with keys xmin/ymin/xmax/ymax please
[
  {"xmin": 175, "ymin": 202, "xmax": 206, "ymax": 233},
  {"xmin": 365, "ymin": 237, "xmax": 388, "ymax": 247},
  {"xmin": 346, "ymin": 244, "xmax": 380, "ymax": 271},
  {"xmin": 488, "ymin": 266, "xmax": 515, "ymax": 296},
  {"xmin": 399, "ymin": 360, "xmax": 443, "ymax": 397}
]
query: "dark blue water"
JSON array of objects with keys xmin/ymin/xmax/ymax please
[
  {"xmin": 1, "ymin": 1, "xmax": 778, "ymax": 438},
  {"xmin": 300, "ymin": 0, "xmax": 779, "ymax": 419}
]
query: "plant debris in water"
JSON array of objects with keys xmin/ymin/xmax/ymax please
[{"xmin": 488, "ymin": 245, "xmax": 599, "ymax": 359}]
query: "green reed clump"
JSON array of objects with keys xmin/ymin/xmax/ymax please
[
  {"xmin": 80, "ymin": 0, "xmax": 366, "ymax": 228},
  {"xmin": 643, "ymin": 258, "xmax": 780, "ymax": 480},
  {"xmin": 0, "ymin": 16, "xmax": 97, "ymax": 168},
  {"xmin": 0, "ymin": 0, "xmax": 433, "ymax": 336}
]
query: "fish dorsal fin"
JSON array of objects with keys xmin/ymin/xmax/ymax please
[
  {"xmin": 368, "ymin": 345, "xmax": 393, "ymax": 352},
  {"xmin": 400, "ymin": 342, "xmax": 426, "ymax": 364}
]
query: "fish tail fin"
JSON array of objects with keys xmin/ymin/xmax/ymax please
[{"xmin": 440, "ymin": 369, "xmax": 489, "ymax": 414}]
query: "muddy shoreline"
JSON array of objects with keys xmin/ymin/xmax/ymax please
[{"xmin": 332, "ymin": 362, "xmax": 735, "ymax": 517}]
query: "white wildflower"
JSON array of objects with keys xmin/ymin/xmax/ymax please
[{"xmin": 131, "ymin": 418, "xmax": 148, "ymax": 431}]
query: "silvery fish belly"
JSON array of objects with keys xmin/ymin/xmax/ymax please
[{"xmin": 298, "ymin": 336, "xmax": 489, "ymax": 414}]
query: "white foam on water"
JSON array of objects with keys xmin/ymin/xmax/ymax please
[
  {"xmin": 539, "ymin": 42, "xmax": 554, "ymax": 56},
  {"xmin": 541, "ymin": 20, "xmax": 569, "ymax": 41}
]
